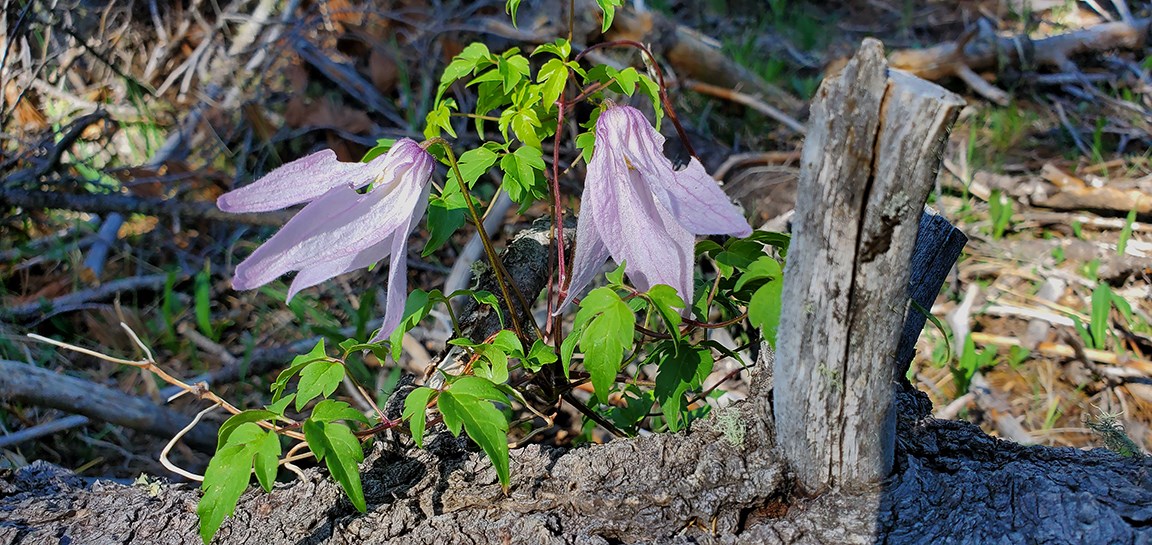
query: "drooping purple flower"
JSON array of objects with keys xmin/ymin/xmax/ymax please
[
  {"xmin": 218, "ymin": 139, "xmax": 435, "ymax": 342},
  {"xmin": 562, "ymin": 105, "xmax": 752, "ymax": 312}
]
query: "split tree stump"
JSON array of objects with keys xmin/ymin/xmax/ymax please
[{"xmin": 772, "ymin": 39, "xmax": 966, "ymax": 492}]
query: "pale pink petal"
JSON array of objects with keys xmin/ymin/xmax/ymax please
[
  {"xmin": 556, "ymin": 181, "xmax": 611, "ymax": 313},
  {"xmin": 590, "ymin": 145, "xmax": 695, "ymax": 306},
  {"xmin": 231, "ymin": 140, "xmax": 435, "ymax": 294},
  {"xmin": 231, "ymin": 185, "xmax": 361, "ymax": 291},
  {"xmin": 369, "ymin": 184, "xmax": 430, "ymax": 343},
  {"xmin": 286, "ymin": 236, "xmax": 392, "ymax": 301},
  {"xmin": 217, "ymin": 149, "xmax": 390, "ymax": 213},
  {"xmin": 599, "ymin": 107, "xmax": 752, "ymax": 238},
  {"xmin": 654, "ymin": 158, "xmax": 752, "ymax": 237}
]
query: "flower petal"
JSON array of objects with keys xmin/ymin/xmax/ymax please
[
  {"xmin": 231, "ymin": 184, "xmax": 361, "ymax": 291},
  {"xmin": 589, "ymin": 145, "xmax": 695, "ymax": 305},
  {"xmin": 217, "ymin": 149, "xmax": 389, "ymax": 213},
  {"xmin": 231, "ymin": 141, "xmax": 435, "ymax": 293},
  {"xmin": 655, "ymin": 158, "xmax": 753, "ymax": 237},
  {"xmin": 369, "ymin": 184, "xmax": 430, "ymax": 343},
  {"xmin": 557, "ymin": 182, "xmax": 611, "ymax": 313}
]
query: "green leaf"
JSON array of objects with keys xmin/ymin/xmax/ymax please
[
  {"xmin": 604, "ymin": 261, "xmax": 627, "ymax": 286},
  {"xmin": 303, "ymin": 420, "xmax": 366, "ymax": 512},
  {"xmin": 653, "ymin": 343, "xmax": 712, "ymax": 432},
  {"xmin": 499, "ymin": 54, "xmax": 530, "ymax": 93},
  {"xmin": 500, "ymin": 145, "xmax": 546, "ymax": 203},
  {"xmin": 273, "ymin": 340, "xmax": 328, "ymax": 401},
  {"xmin": 473, "ymin": 345, "xmax": 510, "ymax": 384},
  {"xmin": 424, "ymin": 99, "xmax": 458, "ymax": 139},
  {"xmin": 436, "ymin": 43, "xmax": 492, "ymax": 103},
  {"xmin": 402, "ymin": 387, "xmax": 436, "ymax": 448},
  {"xmin": 646, "ymin": 284, "xmax": 685, "ymax": 340},
  {"xmin": 361, "ymin": 138, "xmax": 395, "ymax": 162},
  {"xmin": 456, "ymin": 146, "xmax": 502, "ymax": 187},
  {"xmin": 537, "ymin": 58, "xmax": 569, "ymax": 108},
  {"xmin": 1090, "ymin": 282, "xmax": 1112, "ymax": 350},
  {"xmin": 252, "ymin": 429, "xmax": 281, "ymax": 492},
  {"xmin": 389, "ymin": 289, "xmax": 433, "ymax": 361},
  {"xmin": 575, "ymin": 288, "xmax": 634, "ymax": 403},
  {"xmin": 636, "ymin": 74, "xmax": 663, "ymax": 129},
  {"xmin": 531, "ymin": 39, "xmax": 571, "ymax": 60},
  {"xmin": 198, "ymin": 443, "xmax": 254, "ymax": 543},
  {"xmin": 505, "ymin": 0, "xmax": 522, "ymax": 26},
  {"xmin": 217, "ymin": 410, "xmax": 277, "ymax": 449},
  {"xmin": 311, "ymin": 399, "xmax": 371, "ymax": 425},
  {"xmin": 524, "ymin": 339, "xmax": 558, "ymax": 372},
  {"xmin": 438, "ymin": 376, "xmax": 511, "ymax": 489},
  {"xmin": 471, "ymin": 290, "xmax": 504, "ymax": 327},
  {"xmin": 560, "ymin": 321, "xmax": 583, "ymax": 380},
  {"xmin": 198, "ymin": 422, "xmax": 281, "ymax": 544},
  {"xmin": 295, "ymin": 360, "xmax": 345, "ymax": 412},
  {"xmin": 508, "ymin": 107, "xmax": 543, "ymax": 149},
  {"xmin": 266, "ymin": 394, "xmax": 294, "ymax": 416},
  {"xmin": 613, "ymin": 67, "xmax": 639, "ymax": 96},
  {"xmin": 575, "ymin": 131, "xmax": 596, "ymax": 164},
  {"xmin": 423, "ymin": 195, "xmax": 468, "ymax": 256},
  {"xmin": 595, "ymin": 0, "xmax": 624, "ymax": 32},
  {"xmin": 491, "ymin": 330, "xmax": 523, "ymax": 357}
]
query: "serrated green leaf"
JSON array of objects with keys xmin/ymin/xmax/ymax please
[
  {"xmin": 402, "ymin": 387, "xmax": 436, "ymax": 448},
  {"xmin": 575, "ymin": 288, "xmax": 634, "ymax": 403},
  {"xmin": 523, "ymin": 339, "xmax": 558, "ymax": 371},
  {"xmin": 491, "ymin": 330, "xmax": 523, "ymax": 357},
  {"xmin": 531, "ymin": 39, "xmax": 571, "ymax": 59},
  {"xmin": 749, "ymin": 279, "xmax": 784, "ymax": 349},
  {"xmin": 646, "ymin": 284, "xmax": 685, "ymax": 340},
  {"xmin": 436, "ymin": 43, "xmax": 492, "ymax": 103},
  {"xmin": 456, "ymin": 146, "xmax": 501, "ymax": 186},
  {"xmin": 266, "ymin": 395, "xmax": 294, "ymax": 416},
  {"xmin": 252, "ymin": 429, "xmax": 281, "ymax": 492},
  {"xmin": 438, "ymin": 376, "xmax": 511, "ymax": 489},
  {"xmin": 423, "ymin": 195, "xmax": 468, "ymax": 257},
  {"xmin": 199, "ymin": 422, "xmax": 279, "ymax": 544},
  {"xmin": 311, "ymin": 399, "xmax": 371, "ymax": 425},
  {"xmin": 509, "ymin": 107, "xmax": 543, "ymax": 149},
  {"xmin": 272, "ymin": 340, "xmax": 328, "ymax": 401},
  {"xmin": 575, "ymin": 131, "xmax": 596, "ymax": 164},
  {"xmin": 498, "ymin": 55, "xmax": 530, "ymax": 93},
  {"xmin": 303, "ymin": 420, "xmax": 366, "ymax": 512},
  {"xmin": 636, "ymin": 74, "xmax": 663, "ymax": 129},
  {"xmin": 613, "ymin": 67, "xmax": 639, "ymax": 96},
  {"xmin": 595, "ymin": 0, "xmax": 623, "ymax": 32},
  {"xmin": 198, "ymin": 442, "xmax": 254, "ymax": 544},
  {"xmin": 537, "ymin": 58, "xmax": 569, "ymax": 108},
  {"xmin": 472, "ymin": 344, "xmax": 510, "ymax": 384},
  {"xmin": 424, "ymin": 99, "xmax": 458, "ymax": 139},
  {"xmin": 654, "ymin": 343, "xmax": 711, "ymax": 431},
  {"xmin": 295, "ymin": 360, "xmax": 345, "ymax": 412},
  {"xmin": 500, "ymin": 145, "xmax": 546, "ymax": 203},
  {"xmin": 218, "ymin": 410, "xmax": 277, "ymax": 449}
]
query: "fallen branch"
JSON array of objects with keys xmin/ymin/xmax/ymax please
[
  {"xmin": 889, "ymin": 19, "xmax": 1151, "ymax": 104},
  {"xmin": 0, "ymin": 187, "xmax": 292, "ymax": 226},
  {"xmin": 0, "ymin": 359, "xmax": 218, "ymax": 451},
  {"xmin": 0, "ymin": 274, "xmax": 172, "ymax": 322}
]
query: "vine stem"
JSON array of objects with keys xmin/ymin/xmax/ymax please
[{"xmin": 426, "ymin": 138, "xmax": 541, "ymax": 342}]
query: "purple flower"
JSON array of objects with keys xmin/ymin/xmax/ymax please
[
  {"xmin": 562, "ymin": 105, "xmax": 752, "ymax": 312},
  {"xmin": 218, "ymin": 138, "xmax": 435, "ymax": 342}
]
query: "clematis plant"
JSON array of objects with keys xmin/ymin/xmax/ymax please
[
  {"xmin": 562, "ymin": 104, "xmax": 753, "ymax": 312},
  {"xmin": 217, "ymin": 138, "xmax": 435, "ymax": 342}
]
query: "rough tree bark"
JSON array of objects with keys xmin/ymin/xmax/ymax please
[{"xmin": 3, "ymin": 42, "xmax": 1151, "ymax": 545}]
